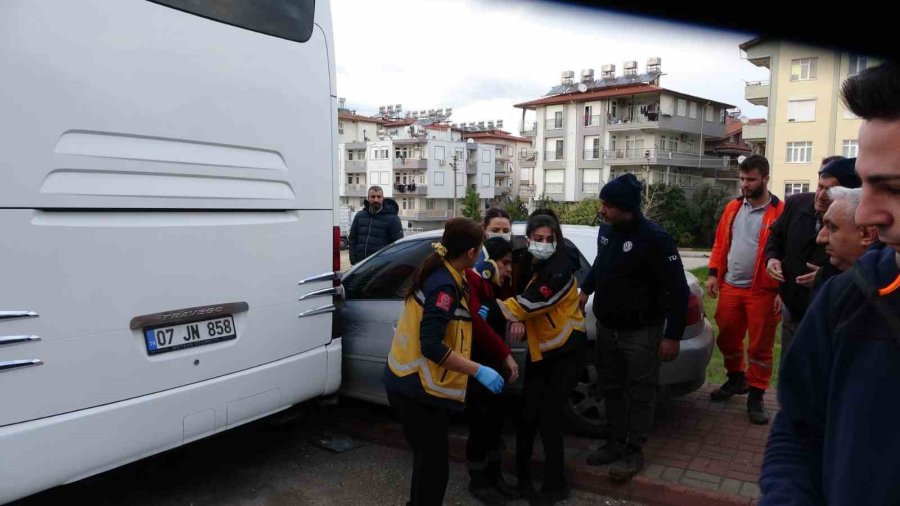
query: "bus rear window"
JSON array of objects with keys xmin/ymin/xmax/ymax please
[{"xmin": 149, "ymin": 0, "xmax": 315, "ymax": 43}]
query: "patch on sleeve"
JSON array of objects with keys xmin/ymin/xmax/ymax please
[
  {"xmin": 668, "ymin": 254, "xmax": 678, "ymax": 262},
  {"xmin": 435, "ymin": 292, "xmax": 454, "ymax": 312},
  {"xmin": 539, "ymin": 284, "xmax": 553, "ymax": 298}
]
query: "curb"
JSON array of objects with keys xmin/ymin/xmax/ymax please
[{"xmin": 334, "ymin": 417, "xmax": 753, "ymax": 506}]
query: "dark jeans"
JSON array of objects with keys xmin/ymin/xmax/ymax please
[
  {"xmin": 780, "ymin": 305, "xmax": 799, "ymax": 358},
  {"xmin": 465, "ymin": 379, "xmax": 505, "ymax": 479},
  {"xmin": 388, "ymin": 391, "xmax": 450, "ymax": 506},
  {"xmin": 516, "ymin": 350, "xmax": 580, "ymax": 491},
  {"xmin": 596, "ymin": 322, "xmax": 663, "ymax": 447}
]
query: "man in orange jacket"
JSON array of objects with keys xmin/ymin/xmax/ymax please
[{"xmin": 707, "ymin": 155, "xmax": 784, "ymax": 424}]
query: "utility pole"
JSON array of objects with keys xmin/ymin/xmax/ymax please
[{"xmin": 450, "ymin": 154, "xmax": 458, "ymax": 218}]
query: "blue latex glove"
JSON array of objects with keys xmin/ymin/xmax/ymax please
[
  {"xmin": 473, "ymin": 365, "xmax": 505, "ymax": 394},
  {"xmin": 478, "ymin": 305, "xmax": 489, "ymax": 320}
]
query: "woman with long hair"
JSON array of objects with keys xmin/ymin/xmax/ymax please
[
  {"xmin": 382, "ymin": 217, "xmax": 506, "ymax": 506},
  {"xmin": 498, "ymin": 213, "xmax": 587, "ymax": 505}
]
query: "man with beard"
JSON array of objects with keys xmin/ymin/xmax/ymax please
[
  {"xmin": 706, "ymin": 155, "xmax": 784, "ymax": 424},
  {"xmin": 348, "ymin": 185, "xmax": 403, "ymax": 265}
]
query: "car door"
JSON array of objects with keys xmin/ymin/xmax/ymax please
[{"xmin": 339, "ymin": 239, "xmax": 434, "ymax": 405}]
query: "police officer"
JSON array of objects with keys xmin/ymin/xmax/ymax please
[
  {"xmin": 383, "ymin": 218, "xmax": 506, "ymax": 506},
  {"xmin": 581, "ymin": 174, "xmax": 690, "ymax": 481}
]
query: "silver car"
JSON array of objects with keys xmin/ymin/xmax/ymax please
[{"xmin": 338, "ymin": 224, "xmax": 714, "ymax": 436}]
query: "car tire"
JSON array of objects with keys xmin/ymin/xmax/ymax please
[
  {"xmin": 564, "ymin": 343, "xmax": 608, "ymax": 438},
  {"xmin": 340, "ymin": 237, "xmax": 350, "ymax": 250}
]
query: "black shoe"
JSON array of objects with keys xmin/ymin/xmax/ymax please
[
  {"xmin": 586, "ymin": 439, "xmax": 625, "ymax": 466},
  {"xmin": 747, "ymin": 387, "xmax": 770, "ymax": 425},
  {"xmin": 710, "ymin": 372, "xmax": 749, "ymax": 401},
  {"xmin": 468, "ymin": 481, "xmax": 507, "ymax": 505},
  {"xmin": 485, "ymin": 460, "xmax": 519, "ymax": 499},
  {"xmin": 609, "ymin": 447, "xmax": 644, "ymax": 482},
  {"xmin": 528, "ymin": 486, "xmax": 570, "ymax": 506}
]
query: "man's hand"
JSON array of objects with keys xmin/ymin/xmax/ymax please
[
  {"xmin": 795, "ymin": 263, "xmax": 821, "ymax": 288},
  {"xmin": 774, "ymin": 294, "xmax": 783, "ymax": 316},
  {"xmin": 658, "ymin": 338, "xmax": 680, "ymax": 362},
  {"xmin": 508, "ymin": 322, "xmax": 526, "ymax": 342},
  {"xmin": 578, "ymin": 292, "xmax": 589, "ymax": 314},
  {"xmin": 766, "ymin": 258, "xmax": 785, "ymax": 282},
  {"xmin": 503, "ymin": 354, "xmax": 519, "ymax": 384},
  {"xmin": 706, "ymin": 275, "xmax": 720, "ymax": 299}
]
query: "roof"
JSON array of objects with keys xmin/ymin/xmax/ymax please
[
  {"xmin": 746, "ymin": 118, "xmax": 767, "ymax": 126},
  {"xmin": 425, "ymin": 123, "xmax": 451, "ymax": 131},
  {"xmin": 382, "ymin": 118, "xmax": 417, "ymax": 127},
  {"xmin": 514, "ymin": 83, "xmax": 735, "ymax": 110},
  {"xmin": 739, "ymin": 37, "xmax": 766, "ymax": 51},
  {"xmin": 337, "ymin": 111, "xmax": 382, "ymax": 124},
  {"xmin": 724, "ymin": 118, "xmax": 745, "ymax": 138},
  {"xmin": 462, "ymin": 130, "xmax": 532, "ymax": 143}
]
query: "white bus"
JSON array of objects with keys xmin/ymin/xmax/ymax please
[{"xmin": 0, "ymin": 1, "xmax": 341, "ymax": 502}]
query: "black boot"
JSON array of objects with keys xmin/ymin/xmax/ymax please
[
  {"xmin": 747, "ymin": 387, "xmax": 770, "ymax": 425},
  {"xmin": 609, "ymin": 445, "xmax": 645, "ymax": 482},
  {"xmin": 710, "ymin": 371, "xmax": 749, "ymax": 401},
  {"xmin": 485, "ymin": 459, "xmax": 519, "ymax": 499},
  {"xmin": 586, "ymin": 439, "xmax": 625, "ymax": 466}
]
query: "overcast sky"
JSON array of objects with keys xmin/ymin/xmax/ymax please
[{"xmin": 331, "ymin": 0, "xmax": 771, "ymax": 135}]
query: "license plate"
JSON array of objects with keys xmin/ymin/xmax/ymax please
[{"xmin": 144, "ymin": 315, "xmax": 236, "ymax": 355}]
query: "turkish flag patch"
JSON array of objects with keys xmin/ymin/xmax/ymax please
[
  {"xmin": 539, "ymin": 285, "xmax": 552, "ymax": 298},
  {"xmin": 436, "ymin": 292, "xmax": 454, "ymax": 312}
]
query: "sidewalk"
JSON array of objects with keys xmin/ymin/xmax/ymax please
[{"xmin": 331, "ymin": 383, "xmax": 776, "ymax": 506}]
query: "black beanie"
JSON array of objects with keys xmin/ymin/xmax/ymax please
[
  {"xmin": 600, "ymin": 173, "xmax": 643, "ymax": 214},
  {"xmin": 819, "ymin": 157, "xmax": 861, "ymax": 189}
]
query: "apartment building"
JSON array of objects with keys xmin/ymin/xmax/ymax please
[
  {"xmin": 337, "ymin": 103, "xmax": 496, "ymax": 231},
  {"xmin": 459, "ymin": 125, "xmax": 533, "ymax": 206},
  {"xmin": 740, "ymin": 39, "xmax": 877, "ymax": 197},
  {"xmin": 516, "ymin": 59, "xmax": 734, "ymax": 202}
]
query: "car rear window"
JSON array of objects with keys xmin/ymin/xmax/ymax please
[{"xmin": 149, "ymin": 0, "xmax": 316, "ymax": 43}]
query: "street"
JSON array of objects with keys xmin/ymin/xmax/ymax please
[{"xmin": 14, "ymin": 401, "xmax": 638, "ymax": 506}]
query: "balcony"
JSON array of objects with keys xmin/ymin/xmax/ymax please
[
  {"xmin": 583, "ymin": 148, "xmax": 603, "ymax": 161},
  {"xmin": 583, "ymin": 115, "xmax": 604, "ymax": 128},
  {"xmin": 742, "ymin": 122, "xmax": 768, "ymax": 142},
  {"xmin": 519, "ymin": 185, "xmax": 535, "ymax": 198},
  {"xmin": 745, "ymin": 81, "xmax": 770, "ymax": 107},
  {"xmin": 466, "ymin": 160, "xmax": 478, "ymax": 175},
  {"xmin": 544, "ymin": 118, "xmax": 565, "ymax": 131},
  {"xmin": 604, "ymin": 148, "xmax": 729, "ymax": 169},
  {"xmin": 580, "ymin": 183, "xmax": 601, "ymax": 194},
  {"xmin": 393, "ymin": 183, "xmax": 427, "ymax": 195},
  {"xmin": 606, "ymin": 113, "xmax": 660, "ymax": 131},
  {"xmin": 344, "ymin": 183, "xmax": 368, "ymax": 197},
  {"xmin": 521, "ymin": 121, "xmax": 537, "ymax": 137},
  {"xmin": 345, "ymin": 159, "xmax": 367, "ymax": 173},
  {"xmin": 393, "ymin": 158, "xmax": 427, "ymax": 169},
  {"xmin": 544, "ymin": 183, "xmax": 564, "ymax": 194},
  {"xmin": 399, "ymin": 209, "xmax": 450, "ymax": 221},
  {"xmin": 544, "ymin": 152, "xmax": 565, "ymax": 161},
  {"xmin": 495, "ymin": 162, "xmax": 508, "ymax": 174},
  {"xmin": 345, "ymin": 141, "xmax": 367, "ymax": 150},
  {"xmin": 519, "ymin": 150, "xmax": 537, "ymax": 168}
]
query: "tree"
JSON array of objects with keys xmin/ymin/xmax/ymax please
[
  {"xmin": 504, "ymin": 197, "xmax": 529, "ymax": 222},
  {"xmin": 560, "ymin": 197, "xmax": 600, "ymax": 226},
  {"xmin": 643, "ymin": 183, "xmax": 694, "ymax": 246},
  {"xmin": 461, "ymin": 186, "xmax": 482, "ymax": 221},
  {"xmin": 690, "ymin": 183, "xmax": 731, "ymax": 248}
]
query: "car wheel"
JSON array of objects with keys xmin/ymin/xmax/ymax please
[
  {"xmin": 564, "ymin": 345, "xmax": 608, "ymax": 437},
  {"xmin": 340, "ymin": 237, "xmax": 349, "ymax": 250}
]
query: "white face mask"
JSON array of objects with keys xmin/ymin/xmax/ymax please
[
  {"xmin": 486, "ymin": 231, "xmax": 512, "ymax": 242},
  {"xmin": 528, "ymin": 240, "xmax": 556, "ymax": 260}
]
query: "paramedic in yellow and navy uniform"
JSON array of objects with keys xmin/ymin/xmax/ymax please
[
  {"xmin": 499, "ymin": 213, "xmax": 586, "ymax": 505},
  {"xmin": 383, "ymin": 218, "xmax": 506, "ymax": 506}
]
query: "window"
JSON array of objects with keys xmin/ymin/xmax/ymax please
[
  {"xmin": 435, "ymin": 172, "xmax": 445, "ymax": 186},
  {"xmin": 677, "ymin": 99, "xmax": 688, "ymax": 116},
  {"xmin": 342, "ymin": 240, "xmax": 434, "ymax": 299},
  {"xmin": 787, "ymin": 99, "xmax": 817, "ymax": 122},
  {"xmin": 348, "ymin": 150, "xmax": 354, "ymax": 161},
  {"xmin": 434, "ymin": 146, "xmax": 445, "ymax": 161},
  {"xmin": 582, "ymin": 169, "xmax": 601, "ymax": 194},
  {"xmin": 584, "ymin": 136, "xmax": 601, "ymax": 159},
  {"xmin": 507, "ymin": 146, "xmax": 513, "ymax": 156},
  {"xmin": 849, "ymin": 55, "xmax": 868, "ymax": 77},
  {"xmin": 705, "ymin": 105, "xmax": 714, "ymax": 122},
  {"xmin": 545, "ymin": 170, "xmax": 564, "ymax": 194},
  {"xmin": 658, "ymin": 135, "xmax": 667, "ymax": 150},
  {"xmin": 339, "ymin": 121, "xmax": 344, "ymax": 134},
  {"xmin": 150, "ymin": 0, "xmax": 316, "ymax": 43},
  {"xmin": 843, "ymin": 107, "xmax": 859, "ymax": 120},
  {"xmin": 791, "ymin": 58, "xmax": 818, "ymax": 81},
  {"xmin": 784, "ymin": 182, "xmax": 810, "ymax": 196},
  {"xmin": 347, "ymin": 175, "xmax": 352, "ymax": 184},
  {"xmin": 521, "ymin": 168, "xmax": 531, "ymax": 182},
  {"xmin": 482, "ymin": 149, "xmax": 491, "ymax": 163},
  {"xmin": 426, "ymin": 199, "xmax": 436, "ymax": 210},
  {"xmin": 381, "ymin": 171, "xmax": 390, "ymax": 184},
  {"xmin": 842, "ymin": 139, "xmax": 859, "ymax": 158},
  {"xmin": 456, "ymin": 173, "xmax": 465, "ymax": 186},
  {"xmin": 584, "ymin": 105, "xmax": 595, "ymax": 126},
  {"xmin": 786, "ymin": 142, "xmax": 813, "ymax": 163},
  {"xmin": 481, "ymin": 174, "xmax": 490, "ymax": 187},
  {"xmin": 689, "ymin": 102, "xmax": 698, "ymax": 119},
  {"xmin": 555, "ymin": 139, "xmax": 564, "ymax": 159},
  {"xmin": 545, "ymin": 139, "xmax": 564, "ymax": 161},
  {"xmin": 554, "ymin": 111, "xmax": 563, "ymax": 128}
]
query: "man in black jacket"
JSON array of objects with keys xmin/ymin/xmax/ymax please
[
  {"xmin": 348, "ymin": 186, "xmax": 403, "ymax": 265},
  {"xmin": 580, "ymin": 174, "xmax": 690, "ymax": 482},
  {"xmin": 764, "ymin": 157, "xmax": 860, "ymax": 354}
]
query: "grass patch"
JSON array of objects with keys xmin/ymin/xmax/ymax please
[{"xmin": 689, "ymin": 267, "xmax": 782, "ymax": 387}]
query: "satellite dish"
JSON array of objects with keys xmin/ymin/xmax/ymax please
[
  {"xmin": 737, "ymin": 155, "xmax": 747, "ymax": 164},
  {"xmin": 577, "ymin": 83, "xmax": 588, "ymax": 93}
]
